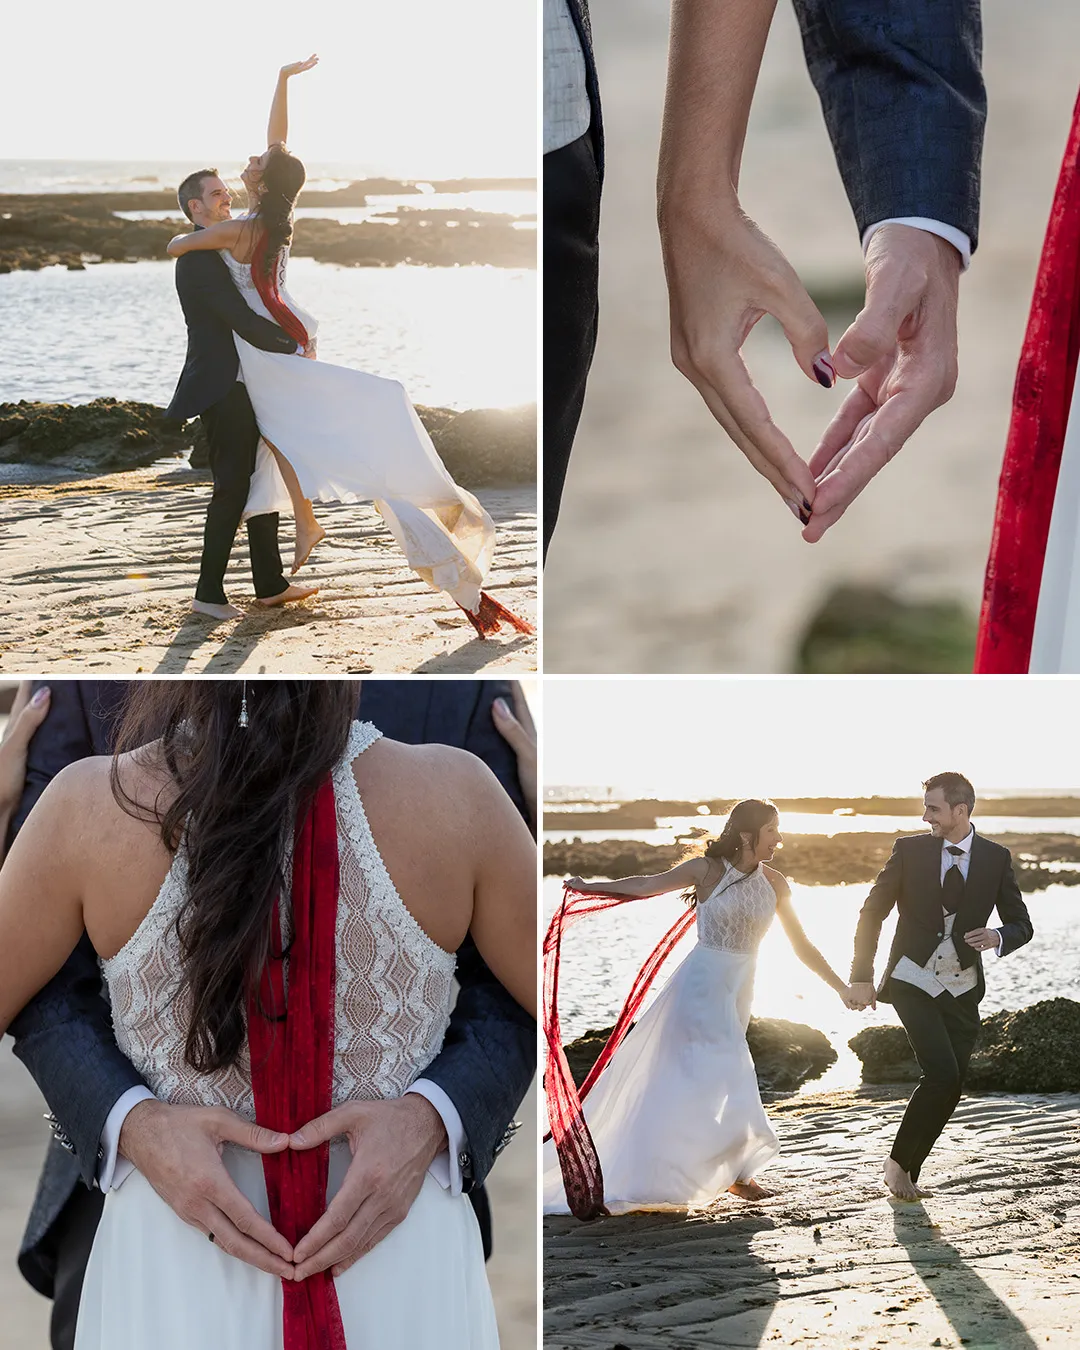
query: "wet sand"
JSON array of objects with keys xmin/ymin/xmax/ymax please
[
  {"xmin": 0, "ymin": 469, "xmax": 536, "ymax": 674},
  {"xmin": 0, "ymin": 1045, "xmax": 536, "ymax": 1350},
  {"xmin": 544, "ymin": 0, "xmax": 1080, "ymax": 671},
  {"xmin": 545, "ymin": 1088, "xmax": 1080, "ymax": 1347}
]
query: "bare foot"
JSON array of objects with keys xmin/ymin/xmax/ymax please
[
  {"xmin": 884, "ymin": 1159, "xmax": 922, "ymax": 1201},
  {"xmin": 257, "ymin": 583, "xmax": 319, "ymax": 607},
  {"xmin": 291, "ymin": 523, "xmax": 326, "ymax": 575},
  {"xmin": 191, "ymin": 599, "xmax": 242, "ymax": 621},
  {"xmin": 728, "ymin": 1179, "xmax": 774, "ymax": 1201}
]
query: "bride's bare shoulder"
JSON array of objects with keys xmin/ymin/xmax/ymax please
[
  {"xmin": 361, "ymin": 736, "xmax": 506, "ymax": 804},
  {"xmin": 762, "ymin": 863, "xmax": 791, "ymax": 899}
]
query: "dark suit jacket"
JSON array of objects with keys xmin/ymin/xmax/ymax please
[
  {"xmin": 851, "ymin": 831, "xmax": 1033, "ymax": 1002},
  {"xmin": 565, "ymin": 0, "xmax": 604, "ymax": 181},
  {"xmin": 165, "ymin": 249, "xmax": 298, "ymax": 422},
  {"xmin": 792, "ymin": 0, "xmax": 986, "ymax": 249},
  {"xmin": 7, "ymin": 680, "xmax": 534, "ymax": 1296}
]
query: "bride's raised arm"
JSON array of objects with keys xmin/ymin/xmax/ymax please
[
  {"xmin": 267, "ymin": 55, "xmax": 319, "ymax": 149},
  {"xmin": 770, "ymin": 870, "xmax": 853, "ymax": 1004},
  {"xmin": 564, "ymin": 856, "xmax": 708, "ymax": 899},
  {"xmin": 0, "ymin": 760, "xmax": 92, "ymax": 1038},
  {"xmin": 167, "ymin": 216, "xmax": 251, "ymax": 258}
]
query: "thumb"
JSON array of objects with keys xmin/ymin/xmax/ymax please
[
  {"xmin": 290, "ymin": 1104, "xmax": 354, "ymax": 1149},
  {"xmin": 216, "ymin": 1112, "xmax": 289, "ymax": 1153},
  {"xmin": 768, "ymin": 271, "xmax": 834, "ymax": 390},
  {"xmin": 832, "ymin": 265, "xmax": 919, "ymax": 378}
]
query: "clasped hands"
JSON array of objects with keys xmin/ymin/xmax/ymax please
[
  {"xmin": 119, "ymin": 1094, "xmax": 446, "ymax": 1282},
  {"xmin": 660, "ymin": 202, "xmax": 962, "ymax": 539}
]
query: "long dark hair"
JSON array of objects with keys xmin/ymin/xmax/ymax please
[
  {"xmin": 704, "ymin": 798, "xmax": 778, "ymax": 864},
  {"xmin": 111, "ymin": 680, "xmax": 358, "ymax": 1073},
  {"xmin": 251, "ymin": 145, "xmax": 307, "ymax": 276}
]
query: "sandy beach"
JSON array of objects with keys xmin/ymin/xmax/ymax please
[
  {"xmin": 545, "ymin": 1087, "xmax": 1080, "ymax": 1348},
  {"xmin": 0, "ymin": 1043, "xmax": 536, "ymax": 1350},
  {"xmin": 0, "ymin": 468, "xmax": 536, "ymax": 673},
  {"xmin": 544, "ymin": 0, "xmax": 1080, "ymax": 672}
]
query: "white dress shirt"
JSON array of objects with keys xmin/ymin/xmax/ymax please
[
  {"xmin": 98, "ymin": 1080, "xmax": 466, "ymax": 1195},
  {"xmin": 544, "ymin": 0, "xmax": 591, "ymax": 155}
]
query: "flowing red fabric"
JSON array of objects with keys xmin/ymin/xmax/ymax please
[
  {"xmin": 543, "ymin": 884, "xmax": 695, "ymax": 1219},
  {"xmin": 252, "ymin": 229, "xmax": 310, "ymax": 350},
  {"xmin": 975, "ymin": 90, "xmax": 1080, "ymax": 673},
  {"xmin": 459, "ymin": 591, "xmax": 537, "ymax": 640},
  {"xmin": 247, "ymin": 777, "xmax": 346, "ymax": 1350}
]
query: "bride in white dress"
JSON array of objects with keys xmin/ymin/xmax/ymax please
[
  {"xmin": 0, "ymin": 681, "xmax": 536, "ymax": 1347},
  {"xmin": 167, "ymin": 57, "xmax": 532, "ymax": 638},
  {"xmin": 543, "ymin": 800, "xmax": 855, "ymax": 1215}
]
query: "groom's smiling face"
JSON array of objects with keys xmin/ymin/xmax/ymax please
[
  {"xmin": 190, "ymin": 176, "xmax": 234, "ymax": 228},
  {"xmin": 922, "ymin": 787, "xmax": 968, "ymax": 840}
]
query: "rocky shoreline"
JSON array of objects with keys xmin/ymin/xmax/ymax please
[
  {"xmin": 543, "ymin": 833, "xmax": 1080, "ymax": 891},
  {"xmin": 561, "ymin": 998, "xmax": 1080, "ymax": 1093},
  {"xmin": 0, "ymin": 398, "xmax": 536, "ymax": 488},
  {"xmin": 0, "ymin": 182, "xmax": 536, "ymax": 272}
]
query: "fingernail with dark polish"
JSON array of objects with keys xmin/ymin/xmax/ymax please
[
  {"xmin": 799, "ymin": 507, "xmax": 811, "ymax": 525},
  {"xmin": 813, "ymin": 353, "xmax": 836, "ymax": 388},
  {"xmin": 31, "ymin": 686, "xmax": 50, "ymax": 706},
  {"xmin": 802, "ymin": 496, "xmax": 812, "ymax": 513}
]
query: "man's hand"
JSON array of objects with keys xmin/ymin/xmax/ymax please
[
  {"xmin": 803, "ymin": 225, "xmax": 962, "ymax": 542},
  {"xmin": 660, "ymin": 200, "xmax": 832, "ymax": 522},
  {"xmin": 289, "ymin": 1094, "xmax": 446, "ymax": 1280},
  {"xmin": 964, "ymin": 928, "xmax": 1001, "ymax": 953},
  {"xmin": 119, "ymin": 1100, "xmax": 295, "ymax": 1278},
  {"xmin": 848, "ymin": 981, "xmax": 878, "ymax": 1011}
]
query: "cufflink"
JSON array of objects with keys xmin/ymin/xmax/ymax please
[{"xmin": 458, "ymin": 1150, "xmax": 471, "ymax": 1174}]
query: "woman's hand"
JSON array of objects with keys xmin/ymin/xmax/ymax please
[
  {"xmin": 280, "ymin": 54, "xmax": 319, "ymax": 79},
  {"xmin": 660, "ymin": 197, "xmax": 831, "ymax": 521},
  {"xmin": 0, "ymin": 683, "xmax": 50, "ymax": 833},
  {"xmin": 492, "ymin": 685, "xmax": 536, "ymax": 829},
  {"xmin": 565, "ymin": 876, "xmax": 587, "ymax": 891},
  {"xmin": 301, "ymin": 338, "xmax": 318, "ymax": 360}
]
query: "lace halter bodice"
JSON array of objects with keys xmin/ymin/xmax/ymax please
[
  {"xmin": 221, "ymin": 227, "xmax": 319, "ymax": 338},
  {"xmin": 101, "ymin": 721, "xmax": 455, "ymax": 1118},
  {"xmin": 695, "ymin": 861, "xmax": 777, "ymax": 955}
]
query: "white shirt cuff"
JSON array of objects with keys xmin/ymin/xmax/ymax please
[
  {"xmin": 991, "ymin": 928, "xmax": 1004, "ymax": 958},
  {"xmin": 862, "ymin": 218, "xmax": 972, "ymax": 272},
  {"xmin": 98, "ymin": 1085, "xmax": 157, "ymax": 1191},
  {"xmin": 406, "ymin": 1079, "xmax": 466, "ymax": 1196}
]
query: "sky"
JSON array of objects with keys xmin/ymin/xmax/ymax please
[
  {"xmin": 3, "ymin": 1, "xmax": 536, "ymax": 177},
  {"xmin": 543, "ymin": 678, "xmax": 1080, "ymax": 797}
]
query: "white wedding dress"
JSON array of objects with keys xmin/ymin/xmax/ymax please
[
  {"xmin": 221, "ymin": 241, "xmax": 496, "ymax": 613},
  {"xmin": 75, "ymin": 722, "xmax": 499, "ymax": 1349},
  {"xmin": 1030, "ymin": 350, "xmax": 1080, "ymax": 671},
  {"xmin": 543, "ymin": 861, "xmax": 780, "ymax": 1214}
]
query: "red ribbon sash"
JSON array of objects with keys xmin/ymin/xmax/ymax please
[
  {"xmin": 252, "ymin": 229, "xmax": 310, "ymax": 351},
  {"xmin": 543, "ymin": 884, "xmax": 695, "ymax": 1219},
  {"xmin": 975, "ymin": 90, "xmax": 1080, "ymax": 672},
  {"xmin": 247, "ymin": 776, "xmax": 346, "ymax": 1350}
]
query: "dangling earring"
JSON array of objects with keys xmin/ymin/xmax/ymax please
[{"xmin": 238, "ymin": 679, "xmax": 249, "ymax": 729}]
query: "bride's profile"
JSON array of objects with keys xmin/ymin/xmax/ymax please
[
  {"xmin": 0, "ymin": 680, "xmax": 535, "ymax": 1347},
  {"xmin": 543, "ymin": 799, "xmax": 854, "ymax": 1217},
  {"xmin": 167, "ymin": 57, "xmax": 533, "ymax": 639}
]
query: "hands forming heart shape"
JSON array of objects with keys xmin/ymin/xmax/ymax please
[{"xmin": 660, "ymin": 215, "xmax": 963, "ymax": 540}]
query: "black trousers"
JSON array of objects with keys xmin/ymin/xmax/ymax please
[
  {"xmin": 888, "ymin": 979, "xmax": 981, "ymax": 1182},
  {"xmin": 46, "ymin": 1184, "xmax": 105, "ymax": 1350},
  {"xmin": 195, "ymin": 382, "xmax": 287, "ymax": 603},
  {"xmin": 543, "ymin": 130, "xmax": 601, "ymax": 558}
]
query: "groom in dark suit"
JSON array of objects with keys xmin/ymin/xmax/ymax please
[
  {"xmin": 167, "ymin": 169, "xmax": 315, "ymax": 619},
  {"xmin": 6, "ymin": 679, "xmax": 535, "ymax": 1350},
  {"xmin": 849, "ymin": 772, "xmax": 1033, "ymax": 1200}
]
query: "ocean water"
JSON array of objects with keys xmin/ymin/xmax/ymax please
[
  {"xmin": 544, "ymin": 859, "xmax": 1080, "ymax": 1093},
  {"xmin": 545, "ymin": 812, "xmax": 1080, "ymax": 843},
  {"xmin": 0, "ymin": 258, "xmax": 536, "ymax": 412}
]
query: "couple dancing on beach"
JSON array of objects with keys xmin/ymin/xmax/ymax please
[
  {"xmin": 547, "ymin": 1, "xmax": 1080, "ymax": 672},
  {"xmin": 543, "ymin": 773, "xmax": 1034, "ymax": 1215},
  {"xmin": 168, "ymin": 56, "xmax": 531, "ymax": 639},
  {"xmin": 0, "ymin": 678, "xmax": 536, "ymax": 1349}
]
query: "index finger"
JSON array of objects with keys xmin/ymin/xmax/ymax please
[
  {"xmin": 208, "ymin": 1170, "xmax": 295, "ymax": 1264},
  {"xmin": 509, "ymin": 684, "xmax": 534, "ymax": 739},
  {"xmin": 703, "ymin": 347, "xmax": 817, "ymax": 505},
  {"xmin": 292, "ymin": 1166, "xmax": 370, "ymax": 1264},
  {"xmin": 803, "ymin": 389, "xmax": 928, "ymax": 541}
]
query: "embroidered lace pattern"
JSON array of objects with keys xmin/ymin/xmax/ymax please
[
  {"xmin": 695, "ymin": 862, "xmax": 777, "ymax": 955},
  {"xmin": 100, "ymin": 721, "xmax": 455, "ymax": 1119}
]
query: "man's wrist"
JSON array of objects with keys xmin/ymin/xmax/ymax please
[{"xmin": 863, "ymin": 218, "xmax": 971, "ymax": 272}]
